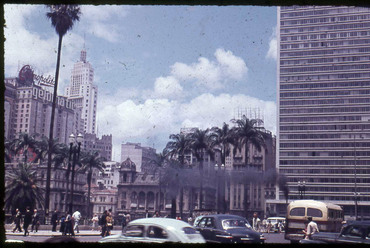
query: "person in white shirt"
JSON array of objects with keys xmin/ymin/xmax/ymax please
[
  {"xmin": 252, "ymin": 212, "xmax": 261, "ymax": 232},
  {"xmin": 72, "ymin": 210, "xmax": 81, "ymax": 234},
  {"xmin": 303, "ymin": 216, "xmax": 319, "ymax": 240}
]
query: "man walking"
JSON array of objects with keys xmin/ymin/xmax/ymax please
[
  {"xmin": 303, "ymin": 216, "xmax": 319, "ymax": 240},
  {"xmin": 72, "ymin": 209, "xmax": 81, "ymax": 234},
  {"xmin": 252, "ymin": 212, "xmax": 261, "ymax": 232},
  {"xmin": 12, "ymin": 209, "xmax": 22, "ymax": 233},
  {"xmin": 31, "ymin": 209, "xmax": 40, "ymax": 233},
  {"xmin": 23, "ymin": 207, "xmax": 32, "ymax": 236},
  {"xmin": 51, "ymin": 209, "xmax": 59, "ymax": 232}
]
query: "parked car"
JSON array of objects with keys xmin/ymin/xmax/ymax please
[
  {"xmin": 300, "ymin": 220, "xmax": 370, "ymax": 244},
  {"xmin": 99, "ymin": 217, "xmax": 205, "ymax": 243},
  {"xmin": 194, "ymin": 214, "xmax": 265, "ymax": 244},
  {"xmin": 193, "ymin": 215, "xmax": 204, "ymax": 227}
]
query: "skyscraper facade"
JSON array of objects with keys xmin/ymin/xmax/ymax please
[
  {"xmin": 276, "ymin": 6, "xmax": 370, "ymax": 218},
  {"xmin": 65, "ymin": 49, "xmax": 98, "ymax": 134}
]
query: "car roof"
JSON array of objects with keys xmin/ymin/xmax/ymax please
[
  {"xmin": 129, "ymin": 217, "xmax": 192, "ymax": 229},
  {"xmin": 200, "ymin": 214, "xmax": 247, "ymax": 220}
]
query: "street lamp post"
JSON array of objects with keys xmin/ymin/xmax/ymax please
[
  {"xmin": 298, "ymin": 181, "xmax": 306, "ymax": 199},
  {"xmin": 68, "ymin": 133, "xmax": 83, "ymax": 214}
]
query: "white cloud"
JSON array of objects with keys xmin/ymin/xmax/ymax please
[
  {"xmin": 266, "ymin": 27, "xmax": 277, "ymax": 60},
  {"xmin": 80, "ymin": 5, "xmax": 130, "ymax": 43},
  {"xmin": 153, "ymin": 76, "xmax": 183, "ymax": 99},
  {"xmin": 170, "ymin": 48, "xmax": 248, "ymax": 91}
]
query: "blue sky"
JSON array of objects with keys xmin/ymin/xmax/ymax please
[{"xmin": 4, "ymin": 5, "xmax": 278, "ymax": 161}]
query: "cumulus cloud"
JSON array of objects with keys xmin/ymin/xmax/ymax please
[
  {"xmin": 266, "ymin": 27, "xmax": 277, "ymax": 60},
  {"xmin": 171, "ymin": 48, "xmax": 248, "ymax": 91},
  {"xmin": 153, "ymin": 76, "xmax": 183, "ymax": 99}
]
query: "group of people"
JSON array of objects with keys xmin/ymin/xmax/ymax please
[
  {"xmin": 98, "ymin": 209, "xmax": 118, "ymax": 237},
  {"xmin": 50, "ymin": 209, "xmax": 82, "ymax": 236},
  {"xmin": 251, "ymin": 212, "xmax": 285, "ymax": 233},
  {"xmin": 12, "ymin": 207, "xmax": 40, "ymax": 236}
]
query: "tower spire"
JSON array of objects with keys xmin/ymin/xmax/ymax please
[{"xmin": 80, "ymin": 33, "xmax": 87, "ymax": 62}]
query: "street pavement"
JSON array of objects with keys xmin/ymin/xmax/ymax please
[{"xmin": 5, "ymin": 228, "xmax": 289, "ymax": 243}]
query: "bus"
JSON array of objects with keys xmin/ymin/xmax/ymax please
[{"xmin": 285, "ymin": 200, "xmax": 343, "ymax": 243}]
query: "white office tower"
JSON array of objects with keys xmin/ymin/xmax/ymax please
[
  {"xmin": 276, "ymin": 6, "xmax": 370, "ymax": 218},
  {"xmin": 65, "ymin": 48, "xmax": 98, "ymax": 134}
]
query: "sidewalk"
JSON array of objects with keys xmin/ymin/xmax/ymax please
[{"xmin": 6, "ymin": 229, "xmax": 121, "ymax": 237}]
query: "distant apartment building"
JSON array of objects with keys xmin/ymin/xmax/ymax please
[
  {"xmin": 274, "ymin": 6, "xmax": 370, "ymax": 218},
  {"xmin": 83, "ymin": 133, "xmax": 113, "ymax": 161},
  {"xmin": 65, "ymin": 48, "xmax": 98, "ymax": 134},
  {"xmin": 120, "ymin": 142, "xmax": 157, "ymax": 172}
]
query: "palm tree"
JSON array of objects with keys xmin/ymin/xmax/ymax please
[
  {"xmin": 231, "ymin": 116, "xmax": 265, "ymax": 217},
  {"xmin": 5, "ymin": 163, "xmax": 45, "ymax": 213},
  {"xmin": 165, "ymin": 133, "xmax": 191, "ymax": 218},
  {"xmin": 189, "ymin": 128, "xmax": 214, "ymax": 211},
  {"xmin": 210, "ymin": 123, "xmax": 236, "ymax": 213},
  {"xmin": 13, "ymin": 132, "xmax": 38, "ymax": 163},
  {"xmin": 79, "ymin": 151, "xmax": 105, "ymax": 218},
  {"xmin": 150, "ymin": 152, "xmax": 168, "ymax": 212},
  {"xmin": 45, "ymin": 4, "xmax": 81, "ymax": 216}
]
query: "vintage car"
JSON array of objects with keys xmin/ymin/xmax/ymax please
[
  {"xmin": 99, "ymin": 217, "xmax": 205, "ymax": 243},
  {"xmin": 194, "ymin": 214, "xmax": 265, "ymax": 243},
  {"xmin": 300, "ymin": 220, "xmax": 370, "ymax": 244}
]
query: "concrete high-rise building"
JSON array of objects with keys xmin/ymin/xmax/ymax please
[
  {"xmin": 274, "ymin": 6, "xmax": 370, "ymax": 218},
  {"xmin": 121, "ymin": 142, "xmax": 157, "ymax": 172},
  {"xmin": 83, "ymin": 133, "xmax": 113, "ymax": 161},
  {"xmin": 65, "ymin": 48, "xmax": 98, "ymax": 134}
]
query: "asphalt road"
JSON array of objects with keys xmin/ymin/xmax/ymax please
[{"xmin": 6, "ymin": 232, "xmax": 290, "ymax": 244}]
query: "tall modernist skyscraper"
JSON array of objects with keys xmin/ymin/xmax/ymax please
[
  {"xmin": 65, "ymin": 48, "xmax": 98, "ymax": 134},
  {"xmin": 276, "ymin": 6, "xmax": 370, "ymax": 217}
]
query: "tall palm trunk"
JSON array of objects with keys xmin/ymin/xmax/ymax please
[
  {"xmin": 87, "ymin": 167, "xmax": 92, "ymax": 219},
  {"xmin": 199, "ymin": 158, "xmax": 204, "ymax": 210},
  {"xmin": 179, "ymin": 188, "xmax": 184, "ymax": 219},
  {"xmin": 45, "ymin": 34, "xmax": 63, "ymax": 218},
  {"xmin": 244, "ymin": 142, "xmax": 249, "ymax": 217}
]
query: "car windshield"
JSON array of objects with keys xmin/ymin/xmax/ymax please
[{"xmin": 222, "ymin": 219, "xmax": 249, "ymax": 229}]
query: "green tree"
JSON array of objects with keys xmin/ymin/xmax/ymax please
[
  {"xmin": 5, "ymin": 163, "xmax": 45, "ymax": 213},
  {"xmin": 150, "ymin": 152, "xmax": 168, "ymax": 212},
  {"xmin": 231, "ymin": 116, "xmax": 265, "ymax": 217},
  {"xmin": 165, "ymin": 133, "xmax": 191, "ymax": 218},
  {"xmin": 13, "ymin": 132, "xmax": 38, "ymax": 163},
  {"xmin": 189, "ymin": 128, "xmax": 214, "ymax": 211},
  {"xmin": 45, "ymin": 4, "xmax": 81, "ymax": 215},
  {"xmin": 79, "ymin": 151, "xmax": 105, "ymax": 218}
]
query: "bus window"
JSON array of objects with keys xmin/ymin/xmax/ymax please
[
  {"xmin": 290, "ymin": 207, "xmax": 305, "ymax": 216},
  {"xmin": 307, "ymin": 208, "xmax": 323, "ymax": 218}
]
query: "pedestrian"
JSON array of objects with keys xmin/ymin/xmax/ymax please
[
  {"xmin": 105, "ymin": 211, "xmax": 113, "ymax": 236},
  {"xmin": 153, "ymin": 211, "xmax": 160, "ymax": 218},
  {"xmin": 23, "ymin": 206, "xmax": 32, "ymax": 236},
  {"xmin": 267, "ymin": 220, "xmax": 272, "ymax": 233},
  {"xmin": 91, "ymin": 214, "xmax": 99, "ymax": 231},
  {"xmin": 64, "ymin": 212, "xmax": 74, "ymax": 236},
  {"xmin": 31, "ymin": 209, "xmax": 40, "ymax": 233},
  {"xmin": 59, "ymin": 214, "xmax": 66, "ymax": 234},
  {"xmin": 72, "ymin": 209, "xmax": 81, "ymax": 234},
  {"xmin": 100, "ymin": 210, "xmax": 107, "ymax": 237},
  {"xmin": 121, "ymin": 213, "xmax": 127, "ymax": 230},
  {"xmin": 51, "ymin": 209, "xmax": 59, "ymax": 232},
  {"xmin": 12, "ymin": 209, "xmax": 22, "ymax": 233},
  {"xmin": 145, "ymin": 209, "xmax": 151, "ymax": 218},
  {"xmin": 303, "ymin": 216, "xmax": 319, "ymax": 240},
  {"xmin": 252, "ymin": 212, "xmax": 261, "ymax": 232}
]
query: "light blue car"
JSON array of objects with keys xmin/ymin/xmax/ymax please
[{"xmin": 99, "ymin": 217, "xmax": 205, "ymax": 243}]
